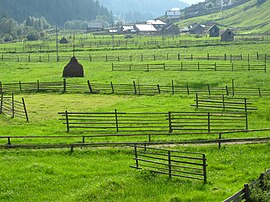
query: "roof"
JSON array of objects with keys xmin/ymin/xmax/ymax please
[
  {"xmin": 220, "ymin": 29, "xmax": 235, "ymax": 36},
  {"xmin": 135, "ymin": 24, "xmax": 157, "ymax": 32},
  {"xmin": 146, "ymin": 20, "xmax": 166, "ymax": 25},
  {"xmin": 208, "ymin": 24, "xmax": 220, "ymax": 31},
  {"xmin": 167, "ymin": 7, "xmax": 181, "ymax": 12},
  {"xmin": 87, "ymin": 22, "xmax": 103, "ymax": 29},
  {"xmin": 123, "ymin": 25, "xmax": 134, "ymax": 32}
]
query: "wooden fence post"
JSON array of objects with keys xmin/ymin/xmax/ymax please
[
  {"xmin": 207, "ymin": 112, "xmax": 210, "ymax": 133},
  {"xmin": 168, "ymin": 151, "xmax": 172, "ymax": 178},
  {"xmin": 63, "ymin": 79, "xmax": 66, "ymax": 93},
  {"xmin": 258, "ymin": 88, "xmax": 261, "ymax": 97},
  {"xmin": 19, "ymin": 81, "xmax": 22, "ymax": 92},
  {"xmin": 133, "ymin": 81, "xmax": 137, "ymax": 95},
  {"xmin": 197, "ymin": 62, "xmax": 200, "ymax": 71},
  {"xmin": 232, "ymin": 79, "xmax": 235, "ymax": 97},
  {"xmin": 218, "ymin": 133, "xmax": 222, "ymax": 149},
  {"xmin": 22, "ymin": 98, "xmax": 29, "ymax": 122},
  {"xmin": 0, "ymin": 81, "xmax": 2, "ymax": 93},
  {"xmin": 110, "ymin": 82, "xmax": 114, "ymax": 94},
  {"xmin": 134, "ymin": 145, "xmax": 139, "ymax": 168},
  {"xmin": 245, "ymin": 98, "xmax": 248, "ymax": 130},
  {"xmin": 171, "ymin": 80, "xmax": 175, "ymax": 95},
  {"xmin": 37, "ymin": 80, "xmax": 40, "ymax": 92},
  {"xmin": 203, "ymin": 154, "xmax": 207, "ymax": 184},
  {"xmin": 186, "ymin": 84, "xmax": 190, "ymax": 95},
  {"xmin": 207, "ymin": 84, "xmax": 211, "ymax": 95},
  {"xmin": 222, "ymin": 95, "xmax": 225, "ymax": 110},
  {"xmin": 11, "ymin": 93, "xmax": 15, "ymax": 118},
  {"xmin": 65, "ymin": 110, "xmax": 69, "ymax": 132},
  {"xmin": 196, "ymin": 93, "xmax": 199, "ymax": 108},
  {"xmin": 115, "ymin": 109, "xmax": 119, "ymax": 132},
  {"xmin": 226, "ymin": 85, "xmax": 229, "ymax": 96},
  {"xmin": 264, "ymin": 64, "xmax": 267, "ymax": 73},
  {"xmin": 157, "ymin": 84, "xmax": 161, "ymax": 94},
  {"xmin": 244, "ymin": 184, "xmax": 250, "ymax": 202},
  {"xmin": 178, "ymin": 53, "xmax": 180, "ymax": 60},
  {"xmin": 168, "ymin": 112, "xmax": 172, "ymax": 133},
  {"xmin": 111, "ymin": 63, "xmax": 114, "ymax": 71},
  {"xmin": 0, "ymin": 92, "xmax": 3, "ymax": 114},
  {"xmin": 87, "ymin": 80, "xmax": 93, "ymax": 93}
]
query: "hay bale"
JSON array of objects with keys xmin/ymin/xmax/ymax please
[{"xmin": 63, "ymin": 56, "xmax": 84, "ymax": 77}]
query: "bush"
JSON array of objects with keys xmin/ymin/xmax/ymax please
[
  {"xmin": 27, "ymin": 31, "xmax": 39, "ymax": 41},
  {"xmin": 250, "ymin": 171, "xmax": 270, "ymax": 202}
]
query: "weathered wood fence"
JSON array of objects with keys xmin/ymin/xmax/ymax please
[
  {"xmin": 0, "ymin": 93, "xmax": 29, "ymax": 121},
  {"xmin": 224, "ymin": 169, "xmax": 270, "ymax": 202},
  {"xmin": 130, "ymin": 145, "xmax": 207, "ymax": 183},
  {"xmin": 58, "ymin": 110, "xmax": 248, "ymax": 133},
  {"xmin": 0, "ymin": 53, "xmax": 269, "ymax": 63},
  {"xmin": 192, "ymin": 94, "xmax": 257, "ymax": 112},
  {"xmin": 1, "ymin": 80, "xmax": 269, "ymax": 97},
  {"xmin": 111, "ymin": 62, "xmax": 267, "ymax": 72}
]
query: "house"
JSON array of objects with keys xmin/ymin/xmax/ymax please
[
  {"xmin": 59, "ymin": 37, "xmax": 69, "ymax": 44},
  {"xmin": 87, "ymin": 22, "xmax": 103, "ymax": 32},
  {"xmin": 189, "ymin": 24, "xmax": 205, "ymax": 35},
  {"xmin": 134, "ymin": 24, "xmax": 157, "ymax": 35},
  {"xmin": 122, "ymin": 25, "xmax": 136, "ymax": 34},
  {"xmin": 146, "ymin": 20, "xmax": 166, "ymax": 30},
  {"xmin": 165, "ymin": 8, "xmax": 181, "ymax": 20},
  {"xmin": 220, "ymin": 29, "xmax": 234, "ymax": 42},
  {"xmin": 208, "ymin": 24, "xmax": 220, "ymax": 37},
  {"xmin": 161, "ymin": 23, "xmax": 180, "ymax": 35}
]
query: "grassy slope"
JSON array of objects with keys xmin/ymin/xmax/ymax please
[{"xmin": 178, "ymin": 0, "xmax": 270, "ymax": 33}]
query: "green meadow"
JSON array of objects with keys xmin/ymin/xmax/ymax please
[{"xmin": 0, "ymin": 34, "xmax": 270, "ymax": 201}]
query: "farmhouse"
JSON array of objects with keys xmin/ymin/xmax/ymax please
[
  {"xmin": 220, "ymin": 29, "xmax": 235, "ymax": 42},
  {"xmin": 161, "ymin": 23, "xmax": 180, "ymax": 35},
  {"xmin": 146, "ymin": 20, "xmax": 166, "ymax": 30},
  {"xmin": 208, "ymin": 24, "xmax": 220, "ymax": 37},
  {"xmin": 87, "ymin": 21, "xmax": 103, "ymax": 32},
  {"xmin": 134, "ymin": 24, "xmax": 157, "ymax": 35},
  {"xmin": 165, "ymin": 7, "xmax": 181, "ymax": 20},
  {"xmin": 189, "ymin": 23, "xmax": 205, "ymax": 34}
]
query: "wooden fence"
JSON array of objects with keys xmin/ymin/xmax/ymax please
[
  {"xmin": 1, "ymin": 80, "xmax": 269, "ymax": 97},
  {"xmin": 1, "ymin": 80, "xmax": 270, "ymax": 97},
  {"xmin": 130, "ymin": 145, "xmax": 207, "ymax": 183},
  {"xmin": 224, "ymin": 169, "xmax": 270, "ymax": 202},
  {"xmin": 0, "ymin": 93, "xmax": 29, "ymax": 121},
  {"xmin": 111, "ymin": 62, "xmax": 267, "ymax": 72},
  {"xmin": 192, "ymin": 94, "xmax": 257, "ymax": 112},
  {"xmin": 0, "ymin": 53, "xmax": 269, "ymax": 63},
  {"xmin": 58, "ymin": 110, "xmax": 248, "ymax": 134}
]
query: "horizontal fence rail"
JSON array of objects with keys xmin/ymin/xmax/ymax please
[
  {"xmin": 130, "ymin": 145, "xmax": 207, "ymax": 183},
  {"xmin": 192, "ymin": 94, "xmax": 257, "ymax": 112},
  {"xmin": 0, "ymin": 93, "xmax": 29, "ymax": 121},
  {"xmin": 111, "ymin": 62, "xmax": 267, "ymax": 72},
  {"xmin": 0, "ymin": 53, "xmax": 269, "ymax": 63},
  {"xmin": 58, "ymin": 110, "xmax": 248, "ymax": 134}
]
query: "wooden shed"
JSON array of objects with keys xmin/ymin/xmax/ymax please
[
  {"xmin": 220, "ymin": 29, "xmax": 234, "ymax": 42},
  {"xmin": 208, "ymin": 24, "xmax": 220, "ymax": 37}
]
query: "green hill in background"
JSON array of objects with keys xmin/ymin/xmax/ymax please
[
  {"xmin": 0, "ymin": 0, "xmax": 112, "ymax": 25},
  {"xmin": 177, "ymin": 0, "xmax": 270, "ymax": 34}
]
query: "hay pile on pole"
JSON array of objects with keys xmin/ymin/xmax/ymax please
[{"xmin": 62, "ymin": 56, "xmax": 84, "ymax": 77}]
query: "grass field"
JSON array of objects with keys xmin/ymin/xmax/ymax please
[{"xmin": 0, "ymin": 33, "xmax": 270, "ymax": 201}]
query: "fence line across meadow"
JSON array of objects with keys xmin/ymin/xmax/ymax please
[
  {"xmin": 58, "ymin": 110, "xmax": 248, "ymax": 134},
  {"xmin": 1, "ymin": 79, "xmax": 270, "ymax": 97},
  {"xmin": 0, "ymin": 52, "xmax": 269, "ymax": 63},
  {"xmin": 111, "ymin": 62, "xmax": 267, "ymax": 72},
  {"xmin": 0, "ymin": 36, "xmax": 269, "ymax": 54}
]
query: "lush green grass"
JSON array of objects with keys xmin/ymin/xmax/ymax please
[
  {"xmin": 0, "ymin": 144, "xmax": 270, "ymax": 201},
  {"xmin": 0, "ymin": 32, "xmax": 270, "ymax": 201}
]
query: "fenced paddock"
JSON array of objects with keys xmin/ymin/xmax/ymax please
[
  {"xmin": 0, "ymin": 93, "xmax": 29, "ymax": 121},
  {"xmin": 0, "ymin": 52, "xmax": 269, "ymax": 63},
  {"xmin": 1, "ymin": 80, "xmax": 270, "ymax": 97},
  {"xmin": 192, "ymin": 94, "xmax": 257, "ymax": 112},
  {"xmin": 58, "ymin": 110, "xmax": 248, "ymax": 134},
  {"xmin": 111, "ymin": 62, "xmax": 267, "ymax": 72},
  {"xmin": 130, "ymin": 145, "xmax": 207, "ymax": 183}
]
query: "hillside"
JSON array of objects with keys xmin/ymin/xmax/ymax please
[
  {"xmin": 99, "ymin": 0, "xmax": 188, "ymax": 22},
  {"xmin": 0, "ymin": 0, "xmax": 112, "ymax": 25},
  {"xmin": 177, "ymin": 0, "xmax": 270, "ymax": 33}
]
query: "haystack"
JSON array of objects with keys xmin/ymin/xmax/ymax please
[{"xmin": 63, "ymin": 56, "xmax": 84, "ymax": 77}]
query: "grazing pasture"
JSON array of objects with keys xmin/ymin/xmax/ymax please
[{"xmin": 0, "ymin": 33, "xmax": 270, "ymax": 201}]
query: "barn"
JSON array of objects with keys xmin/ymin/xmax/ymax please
[
  {"xmin": 208, "ymin": 24, "xmax": 220, "ymax": 37},
  {"xmin": 220, "ymin": 29, "xmax": 235, "ymax": 42}
]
